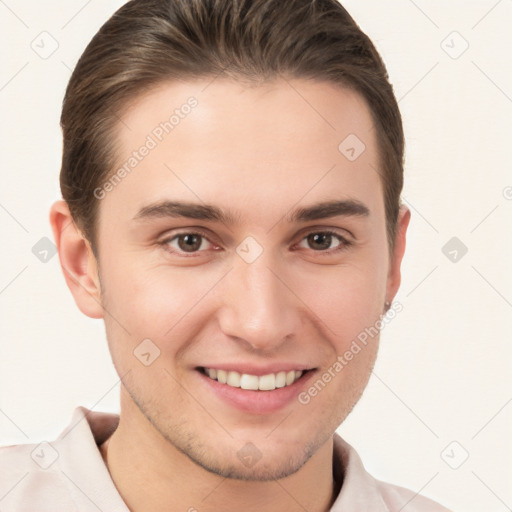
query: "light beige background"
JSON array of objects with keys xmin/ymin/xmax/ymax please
[{"xmin": 1, "ymin": 1, "xmax": 511, "ymax": 511}]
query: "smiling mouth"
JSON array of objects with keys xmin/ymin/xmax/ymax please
[{"xmin": 198, "ymin": 367, "xmax": 312, "ymax": 391}]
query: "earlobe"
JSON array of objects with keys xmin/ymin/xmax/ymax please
[
  {"xmin": 385, "ymin": 204, "xmax": 411, "ymax": 305},
  {"xmin": 49, "ymin": 200, "xmax": 104, "ymax": 319}
]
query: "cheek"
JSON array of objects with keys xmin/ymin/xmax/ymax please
[
  {"xmin": 100, "ymin": 253, "xmax": 222, "ymax": 349},
  {"xmin": 294, "ymin": 261, "xmax": 385, "ymax": 348}
]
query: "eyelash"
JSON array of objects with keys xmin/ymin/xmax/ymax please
[{"xmin": 159, "ymin": 229, "xmax": 352, "ymax": 257}]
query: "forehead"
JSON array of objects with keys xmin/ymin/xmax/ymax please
[{"xmin": 99, "ymin": 78, "xmax": 383, "ymax": 230}]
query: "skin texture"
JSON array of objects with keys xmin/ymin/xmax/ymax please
[{"xmin": 50, "ymin": 78, "xmax": 410, "ymax": 512}]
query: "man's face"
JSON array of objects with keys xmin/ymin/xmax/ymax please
[{"xmin": 93, "ymin": 78, "xmax": 404, "ymax": 480}]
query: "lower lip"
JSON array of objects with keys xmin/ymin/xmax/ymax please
[{"xmin": 196, "ymin": 369, "xmax": 316, "ymax": 414}]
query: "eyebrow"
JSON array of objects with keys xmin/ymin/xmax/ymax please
[{"xmin": 133, "ymin": 199, "xmax": 370, "ymax": 224}]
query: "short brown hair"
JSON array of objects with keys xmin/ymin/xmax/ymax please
[{"xmin": 60, "ymin": 0, "xmax": 404, "ymax": 256}]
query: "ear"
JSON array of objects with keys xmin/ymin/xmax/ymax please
[
  {"xmin": 385, "ymin": 204, "xmax": 411, "ymax": 303},
  {"xmin": 49, "ymin": 200, "xmax": 104, "ymax": 319}
]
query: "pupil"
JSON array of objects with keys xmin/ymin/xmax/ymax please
[
  {"xmin": 179, "ymin": 234, "xmax": 201, "ymax": 252},
  {"xmin": 309, "ymin": 233, "xmax": 331, "ymax": 250}
]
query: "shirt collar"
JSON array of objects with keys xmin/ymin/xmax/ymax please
[
  {"xmin": 330, "ymin": 433, "xmax": 391, "ymax": 511},
  {"xmin": 55, "ymin": 406, "xmax": 128, "ymax": 511}
]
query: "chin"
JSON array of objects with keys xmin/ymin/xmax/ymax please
[{"xmin": 186, "ymin": 443, "xmax": 316, "ymax": 482}]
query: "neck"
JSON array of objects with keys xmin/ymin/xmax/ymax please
[{"xmin": 100, "ymin": 400, "xmax": 340, "ymax": 512}]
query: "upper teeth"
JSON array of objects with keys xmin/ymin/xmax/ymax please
[{"xmin": 204, "ymin": 368, "xmax": 304, "ymax": 390}]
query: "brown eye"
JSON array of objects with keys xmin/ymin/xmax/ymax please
[
  {"xmin": 164, "ymin": 232, "xmax": 213, "ymax": 254},
  {"xmin": 298, "ymin": 230, "xmax": 352, "ymax": 257},
  {"xmin": 177, "ymin": 234, "xmax": 203, "ymax": 252},
  {"xmin": 307, "ymin": 233, "xmax": 334, "ymax": 250}
]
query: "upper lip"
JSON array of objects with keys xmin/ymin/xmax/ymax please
[{"xmin": 197, "ymin": 364, "xmax": 315, "ymax": 376}]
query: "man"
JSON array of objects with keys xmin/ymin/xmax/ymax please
[{"xmin": 0, "ymin": 0, "xmax": 451, "ymax": 510}]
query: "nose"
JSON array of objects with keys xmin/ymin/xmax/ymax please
[{"xmin": 216, "ymin": 249, "xmax": 301, "ymax": 352}]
